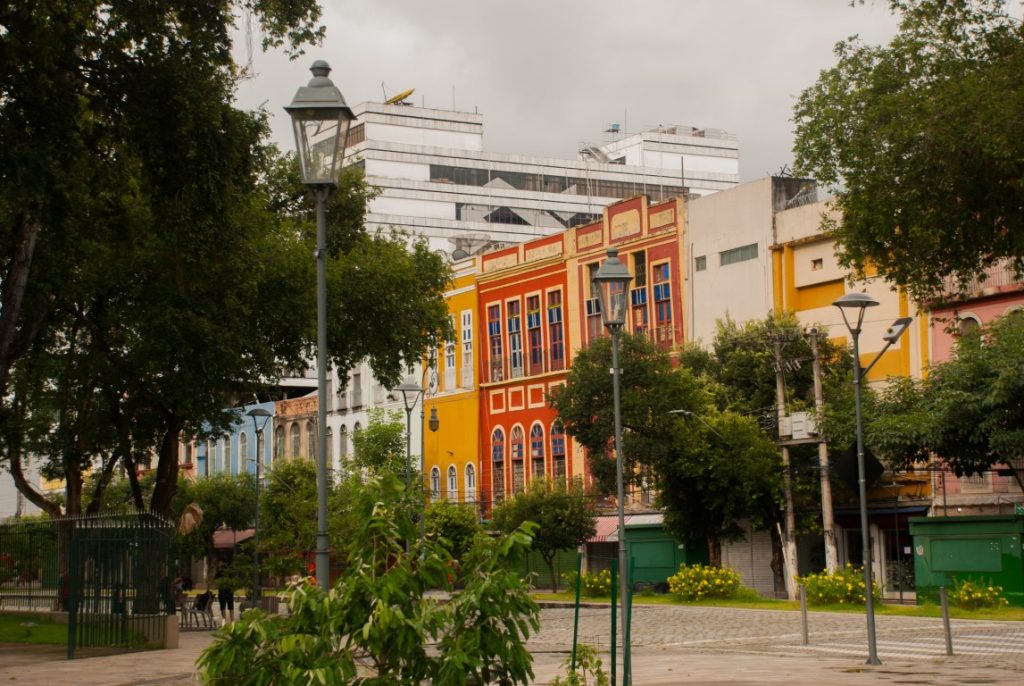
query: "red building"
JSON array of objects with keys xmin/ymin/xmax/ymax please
[{"xmin": 477, "ymin": 196, "xmax": 687, "ymax": 508}]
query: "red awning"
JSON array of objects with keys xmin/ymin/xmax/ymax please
[
  {"xmin": 590, "ymin": 515, "xmax": 625, "ymax": 543},
  {"xmin": 213, "ymin": 528, "xmax": 254, "ymax": 549}
]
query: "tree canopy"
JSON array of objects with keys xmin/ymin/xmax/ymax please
[
  {"xmin": 0, "ymin": 2, "xmax": 452, "ymax": 519},
  {"xmin": 851, "ymin": 314, "xmax": 1024, "ymax": 489},
  {"xmin": 491, "ymin": 477, "xmax": 596, "ymax": 591},
  {"xmin": 793, "ymin": 0, "xmax": 1024, "ymax": 302}
]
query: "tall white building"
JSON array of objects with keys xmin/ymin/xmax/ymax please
[{"xmin": 345, "ymin": 101, "xmax": 740, "ymax": 257}]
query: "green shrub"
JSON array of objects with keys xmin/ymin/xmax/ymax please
[
  {"xmin": 549, "ymin": 644, "xmax": 609, "ymax": 686},
  {"xmin": 798, "ymin": 563, "xmax": 881, "ymax": 605},
  {"xmin": 949, "ymin": 578, "xmax": 1009, "ymax": 610},
  {"xmin": 667, "ymin": 564, "xmax": 742, "ymax": 601},
  {"xmin": 562, "ymin": 569, "xmax": 613, "ymax": 597}
]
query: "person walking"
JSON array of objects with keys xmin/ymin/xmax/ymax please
[{"xmin": 215, "ymin": 562, "xmax": 235, "ymax": 626}]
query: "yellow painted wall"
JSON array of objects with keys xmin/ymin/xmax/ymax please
[{"xmin": 423, "ymin": 262, "xmax": 482, "ymax": 503}]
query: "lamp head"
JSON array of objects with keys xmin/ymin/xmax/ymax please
[
  {"xmin": 285, "ymin": 61, "xmax": 356, "ymax": 187},
  {"xmin": 428, "ymin": 407, "xmax": 439, "ymax": 432},
  {"xmin": 592, "ymin": 247, "xmax": 633, "ymax": 330},
  {"xmin": 883, "ymin": 317, "xmax": 913, "ymax": 343},
  {"xmin": 394, "ymin": 381, "xmax": 424, "ymax": 410}
]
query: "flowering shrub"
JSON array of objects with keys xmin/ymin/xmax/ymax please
[
  {"xmin": 667, "ymin": 564, "xmax": 742, "ymax": 601},
  {"xmin": 949, "ymin": 578, "xmax": 1009, "ymax": 610},
  {"xmin": 799, "ymin": 563, "xmax": 881, "ymax": 605},
  {"xmin": 562, "ymin": 569, "xmax": 613, "ymax": 597}
]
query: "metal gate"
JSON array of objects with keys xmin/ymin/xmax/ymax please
[{"xmin": 66, "ymin": 513, "xmax": 174, "ymax": 658}]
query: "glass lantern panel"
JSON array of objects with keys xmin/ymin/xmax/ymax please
[
  {"xmin": 600, "ymin": 280, "xmax": 628, "ymax": 327},
  {"xmin": 291, "ymin": 113, "xmax": 351, "ymax": 185}
]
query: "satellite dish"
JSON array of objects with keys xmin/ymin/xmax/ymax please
[{"xmin": 385, "ymin": 87, "xmax": 415, "ymax": 105}]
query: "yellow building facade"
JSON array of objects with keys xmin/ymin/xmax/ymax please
[{"xmin": 423, "ymin": 258, "xmax": 482, "ymax": 507}]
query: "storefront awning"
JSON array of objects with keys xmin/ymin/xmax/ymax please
[{"xmin": 213, "ymin": 528, "xmax": 254, "ymax": 549}]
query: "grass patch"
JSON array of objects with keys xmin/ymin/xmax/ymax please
[
  {"xmin": 531, "ymin": 592, "xmax": 1024, "ymax": 621},
  {"xmin": 0, "ymin": 613, "xmax": 66, "ymax": 644}
]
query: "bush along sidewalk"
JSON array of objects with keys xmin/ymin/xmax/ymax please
[{"xmin": 798, "ymin": 563, "xmax": 882, "ymax": 606}]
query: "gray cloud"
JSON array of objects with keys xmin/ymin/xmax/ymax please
[{"xmin": 235, "ymin": 0, "xmax": 898, "ymax": 181}]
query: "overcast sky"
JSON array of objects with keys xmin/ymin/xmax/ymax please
[{"xmin": 234, "ymin": 0, "xmax": 900, "ymax": 182}]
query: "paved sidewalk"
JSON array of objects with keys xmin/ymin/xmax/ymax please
[{"xmin": 0, "ymin": 606, "xmax": 1021, "ymax": 685}]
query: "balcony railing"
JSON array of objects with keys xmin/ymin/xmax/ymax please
[
  {"xmin": 486, "ymin": 347, "xmax": 568, "ymax": 383},
  {"xmin": 938, "ymin": 260, "xmax": 1023, "ymax": 303}
]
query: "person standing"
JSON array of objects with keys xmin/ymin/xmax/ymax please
[{"xmin": 215, "ymin": 563, "xmax": 235, "ymax": 626}]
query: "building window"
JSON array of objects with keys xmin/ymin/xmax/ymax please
[
  {"xmin": 526, "ymin": 295, "xmax": 543, "ymax": 375},
  {"xmin": 811, "ymin": 258, "xmax": 824, "ymax": 271},
  {"xmin": 444, "ymin": 314, "xmax": 457, "ymax": 390},
  {"xmin": 510, "ymin": 426, "xmax": 525, "ymax": 494},
  {"xmin": 695, "ymin": 255, "xmax": 707, "ymax": 272},
  {"xmin": 548, "ymin": 290, "xmax": 564, "ymax": 371},
  {"xmin": 507, "ymin": 299, "xmax": 523, "ymax": 378},
  {"xmin": 430, "ymin": 467, "xmax": 441, "ymax": 501},
  {"xmin": 223, "ymin": 435, "xmax": 231, "ymax": 475},
  {"xmin": 290, "ymin": 423, "xmax": 300, "ymax": 459},
  {"xmin": 465, "ymin": 463, "xmax": 477, "ymax": 502},
  {"xmin": 274, "ymin": 427, "xmax": 284, "ymax": 461},
  {"xmin": 530, "ymin": 424, "xmax": 545, "ymax": 480},
  {"xmin": 719, "ymin": 243, "xmax": 758, "ymax": 266},
  {"xmin": 958, "ymin": 315, "xmax": 981, "ymax": 336},
  {"xmin": 491, "ymin": 428, "xmax": 505, "ymax": 502},
  {"xmin": 461, "ymin": 310, "xmax": 474, "ymax": 388},
  {"xmin": 631, "ymin": 251, "xmax": 649, "ymax": 337},
  {"xmin": 339, "ymin": 426, "xmax": 348, "ymax": 462},
  {"xmin": 552, "ymin": 422, "xmax": 566, "ymax": 485},
  {"xmin": 184, "ymin": 443, "xmax": 193, "ymax": 466},
  {"xmin": 447, "ymin": 465, "xmax": 458, "ymax": 502},
  {"xmin": 306, "ymin": 421, "xmax": 315, "ymax": 459},
  {"xmin": 488, "ymin": 304, "xmax": 504, "ymax": 382},
  {"xmin": 351, "ymin": 369, "xmax": 362, "ymax": 407},
  {"xmin": 206, "ymin": 440, "xmax": 215, "ymax": 477},
  {"xmin": 239, "ymin": 434, "xmax": 248, "ymax": 474},
  {"xmin": 653, "ymin": 262, "xmax": 673, "ymax": 344},
  {"xmin": 324, "ymin": 428, "xmax": 332, "ymax": 467},
  {"xmin": 586, "ymin": 262, "xmax": 603, "ymax": 342}
]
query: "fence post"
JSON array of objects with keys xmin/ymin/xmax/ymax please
[
  {"xmin": 940, "ymin": 586, "xmax": 953, "ymax": 656},
  {"xmin": 571, "ymin": 549, "xmax": 582, "ymax": 672},
  {"xmin": 799, "ymin": 583, "xmax": 809, "ymax": 645}
]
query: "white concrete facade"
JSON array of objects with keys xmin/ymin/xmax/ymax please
[
  {"xmin": 346, "ymin": 102, "xmax": 739, "ymax": 257},
  {"xmin": 686, "ymin": 177, "xmax": 814, "ymax": 345}
]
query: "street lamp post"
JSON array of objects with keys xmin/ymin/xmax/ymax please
[
  {"xmin": 833, "ymin": 292, "xmax": 912, "ymax": 666},
  {"xmin": 246, "ymin": 407, "xmax": 272, "ymax": 604},
  {"xmin": 396, "ymin": 380, "xmax": 425, "ymax": 550},
  {"xmin": 421, "ymin": 406, "xmax": 440, "ymax": 543},
  {"xmin": 286, "ymin": 61, "xmax": 356, "ymax": 591},
  {"xmin": 593, "ymin": 246, "xmax": 633, "ymax": 686}
]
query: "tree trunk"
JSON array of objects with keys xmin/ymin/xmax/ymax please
[
  {"xmin": 150, "ymin": 418, "xmax": 183, "ymax": 517},
  {"xmin": 7, "ymin": 441, "xmax": 61, "ymax": 518},
  {"xmin": 543, "ymin": 552, "xmax": 558, "ymax": 593},
  {"xmin": 706, "ymin": 534, "xmax": 722, "ymax": 568},
  {"xmin": 0, "ymin": 213, "xmax": 40, "ymax": 397}
]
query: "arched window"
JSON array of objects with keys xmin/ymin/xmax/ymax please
[
  {"xmin": 491, "ymin": 428, "xmax": 505, "ymax": 502},
  {"xmin": 430, "ymin": 467, "xmax": 441, "ymax": 501},
  {"xmin": 325, "ymin": 427, "xmax": 333, "ymax": 467},
  {"xmin": 222, "ymin": 435, "xmax": 231, "ymax": 474},
  {"xmin": 530, "ymin": 424, "xmax": 545, "ymax": 481},
  {"xmin": 206, "ymin": 440, "xmax": 215, "ymax": 477},
  {"xmin": 306, "ymin": 421, "xmax": 315, "ymax": 460},
  {"xmin": 274, "ymin": 426, "xmax": 284, "ymax": 460},
  {"xmin": 447, "ymin": 465, "xmax": 458, "ymax": 502},
  {"xmin": 551, "ymin": 422, "xmax": 567, "ymax": 484},
  {"xmin": 958, "ymin": 315, "xmax": 981, "ymax": 336},
  {"xmin": 239, "ymin": 433, "xmax": 248, "ymax": 475},
  {"xmin": 465, "ymin": 463, "xmax": 477, "ymax": 503},
  {"xmin": 510, "ymin": 426, "xmax": 525, "ymax": 494},
  {"xmin": 339, "ymin": 426, "xmax": 348, "ymax": 462},
  {"xmin": 184, "ymin": 443, "xmax": 193, "ymax": 466},
  {"xmin": 288, "ymin": 421, "xmax": 299, "ymax": 458}
]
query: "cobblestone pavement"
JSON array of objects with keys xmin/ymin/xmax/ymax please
[
  {"xmin": 529, "ymin": 604, "xmax": 1024, "ymax": 666},
  {"xmin": 1, "ymin": 605, "xmax": 1021, "ymax": 685}
]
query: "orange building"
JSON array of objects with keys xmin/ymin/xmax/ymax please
[{"xmin": 476, "ymin": 196, "xmax": 687, "ymax": 509}]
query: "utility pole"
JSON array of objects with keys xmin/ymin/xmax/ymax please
[
  {"xmin": 808, "ymin": 329, "xmax": 839, "ymax": 573},
  {"xmin": 773, "ymin": 337, "xmax": 799, "ymax": 601}
]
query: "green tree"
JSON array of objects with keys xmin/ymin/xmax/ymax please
[
  {"xmin": 1, "ymin": 0, "xmax": 452, "ymax": 522},
  {"xmin": 258, "ymin": 459, "xmax": 319, "ymax": 578},
  {"xmin": 350, "ymin": 408, "xmax": 407, "ymax": 478},
  {"xmin": 491, "ymin": 477, "xmax": 596, "ymax": 592},
  {"xmin": 197, "ymin": 473, "xmax": 540, "ymax": 686},
  {"xmin": 178, "ymin": 473, "xmax": 257, "ymax": 589},
  {"xmin": 793, "ymin": 0, "xmax": 1024, "ymax": 302},
  {"xmin": 847, "ymin": 315, "xmax": 1024, "ymax": 489},
  {"xmin": 425, "ymin": 499, "xmax": 482, "ymax": 561}
]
